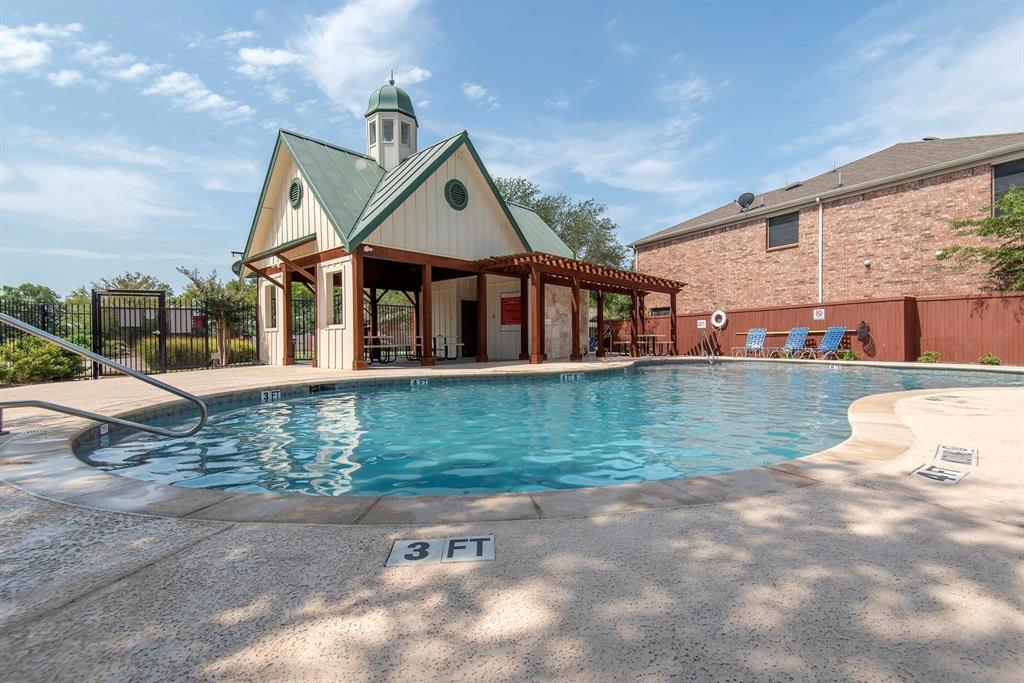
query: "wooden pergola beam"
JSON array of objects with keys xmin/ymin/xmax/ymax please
[
  {"xmin": 277, "ymin": 252, "xmax": 316, "ymax": 287},
  {"xmin": 249, "ymin": 265, "xmax": 285, "ymax": 289}
]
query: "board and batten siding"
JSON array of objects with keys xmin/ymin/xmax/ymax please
[
  {"xmin": 364, "ymin": 146, "xmax": 525, "ymax": 259},
  {"xmin": 316, "ymin": 256, "xmax": 353, "ymax": 370},
  {"xmin": 257, "ymin": 273, "xmax": 284, "ymax": 365}
]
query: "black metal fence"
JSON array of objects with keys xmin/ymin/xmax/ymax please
[
  {"xmin": 292, "ymin": 298, "xmax": 315, "ymax": 362},
  {"xmin": 1, "ymin": 293, "xmax": 258, "ymax": 378}
]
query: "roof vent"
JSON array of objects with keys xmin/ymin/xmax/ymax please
[
  {"xmin": 784, "ymin": 181, "xmax": 803, "ymax": 191},
  {"xmin": 922, "ymin": 136, "xmax": 940, "ymax": 141},
  {"xmin": 736, "ymin": 192, "xmax": 756, "ymax": 211},
  {"xmin": 288, "ymin": 178, "xmax": 303, "ymax": 209}
]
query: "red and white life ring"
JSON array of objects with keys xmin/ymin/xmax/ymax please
[{"xmin": 711, "ymin": 309, "xmax": 728, "ymax": 329}]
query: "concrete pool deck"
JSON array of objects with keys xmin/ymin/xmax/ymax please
[{"xmin": 0, "ymin": 359, "xmax": 1022, "ymax": 681}]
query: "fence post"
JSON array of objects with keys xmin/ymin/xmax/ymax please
[{"xmin": 91, "ymin": 290, "xmax": 102, "ymax": 379}]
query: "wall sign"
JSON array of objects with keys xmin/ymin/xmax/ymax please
[
  {"xmin": 260, "ymin": 389, "xmax": 282, "ymax": 403},
  {"xmin": 696, "ymin": 319, "xmax": 707, "ymax": 329},
  {"xmin": 812, "ymin": 308, "xmax": 826, "ymax": 321},
  {"xmin": 500, "ymin": 292, "xmax": 522, "ymax": 330},
  {"xmin": 385, "ymin": 535, "xmax": 495, "ymax": 567}
]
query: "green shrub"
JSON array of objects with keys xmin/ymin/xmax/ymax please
[
  {"xmin": 0, "ymin": 337, "xmax": 84, "ymax": 384},
  {"xmin": 219, "ymin": 338, "xmax": 256, "ymax": 365},
  {"xmin": 838, "ymin": 349, "xmax": 860, "ymax": 361},
  {"xmin": 137, "ymin": 337, "xmax": 209, "ymax": 371},
  {"xmin": 978, "ymin": 353, "xmax": 1001, "ymax": 366},
  {"xmin": 917, "ymin": 351, "xmax": 940, "ymax": 363}
]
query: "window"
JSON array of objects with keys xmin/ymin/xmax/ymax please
[
  {"xmin": 400, "ymin": 121, "xmax": 411, "ymax": 146},
  {"xmin": 368, "ymin": 121, "xmax": 376, "ymax": 147},
  {"xmin": 994, "ymin": 159, "xmax": 1024, "ymax": 211},
  {"xmin": 767, "ymin": 212, "xmax": 799, "ymax": 249},
  {"xmin": 382, "ymin": 119, "xmax": 394, "ymax": 142},
  {"xmin": 650, "ymin": 307, "xmax": 670, "ymax": 317},
  {"xmin": 330, "ymin": 272, "xmax": 344, "ymax": 325},
  {"xmin": 266, "ymin": 284, "xmax": 278, "ymax": 329}
]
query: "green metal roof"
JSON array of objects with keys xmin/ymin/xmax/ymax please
[
  {"xmin": 242, "ymin": 128, "xmax": 573, "ymax": 265},
  {"xmin": 507, "ymin": 203, "xmax": 573, "ymax": 258},
  {"xmin": 366, "ymin": 84, "xmax": 416, "ymax": 120}
]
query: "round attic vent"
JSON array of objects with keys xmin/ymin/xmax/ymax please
[
  {"xmin": 289, "ymin": 178, "xmax": 303, "ymax": 209},
  {"xmin": 444, "ymin": 179, "xmax": 468, "ymax": 211}
]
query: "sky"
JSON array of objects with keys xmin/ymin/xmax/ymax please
[{"xmin": 1, "ymin": 0, "xmax": 1022, "ymax": 296}]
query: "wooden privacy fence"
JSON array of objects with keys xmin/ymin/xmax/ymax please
[{"xmin": 604, "ymin": 293, "xmax": 1024, "ymax": 365}]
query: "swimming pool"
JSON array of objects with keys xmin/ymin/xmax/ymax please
[{"xmin": 78, "ymin": 363, "xmax": 1018, "ymax": 497}]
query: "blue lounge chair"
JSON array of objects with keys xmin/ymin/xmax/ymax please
[
  {"xmin": 732, "ymin": 328, "xmax": 767, "ymax": 357},
  {"xmin": 768, "ymin": 327, "xmax": 809, "ymax": 358},
  {"xmin": 807, "ymin": 326, "xmax": 847, "ymax": 360}
]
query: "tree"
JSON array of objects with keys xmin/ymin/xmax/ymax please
[
  {"xmin": 0, "ymin": 283, "xmax": 62, "ymax": 308},
  {"xmin": 938, "ymin": 188, "xmax": 1024, "ymax": 291},
  {"xmin": 494, "ymin": 177, "xmax": 627, "ymax": 268},
  {"xmin": 68, "ymin": 271, "xmax": 174, "ymax": 303},
  {"xmin": 176, "ymin": 268, "xmax": 250, "ymax": 366}
]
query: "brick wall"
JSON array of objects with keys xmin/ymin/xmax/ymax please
[{"xmin": 638, "ymin": 165, "xmax": 994, "ymax": 314}]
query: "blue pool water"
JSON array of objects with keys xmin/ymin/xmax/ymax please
[{"xmin": 79, "ymin": 364, "xmax": 1019, "ymax": 496}]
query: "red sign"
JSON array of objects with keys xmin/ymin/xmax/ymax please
[{"xmin": 500, "ymin": 293, "xmax": 521, "ymax": 329}]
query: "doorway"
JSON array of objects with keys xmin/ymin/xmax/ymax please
[{"xmin": 460, "ymin": 299, "xmax": 477, "ymax": 358}]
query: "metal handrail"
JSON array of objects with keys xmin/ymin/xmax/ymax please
[
  {"xmin": 701, "ymin": 329, "xmax": 717, "ymax": 365},
  {"xmin": 0, "ymin": 313, "xmax": 208, "ymax": 437}
]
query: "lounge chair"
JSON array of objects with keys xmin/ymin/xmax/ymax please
[
  {"xmin": 768, "ymin": 327, "xmax": 809, "ymax": 358},
  {"xmin": 732, "ymin": 328, "xmax": 767, "ymax": 357},
  {"xmin": 806, "ymin": 326, "xmax": 847, "ymax": 360}
]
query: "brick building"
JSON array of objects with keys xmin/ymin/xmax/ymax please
[{"xmin": 633, "ymin": 133, "xmax": 1024, "ymax": 315}]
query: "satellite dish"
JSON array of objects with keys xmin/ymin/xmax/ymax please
[{"xmin": 736, "ymin": 192, "xmax": 756, "ymax": 210}]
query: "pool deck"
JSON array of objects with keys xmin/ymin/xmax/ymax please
[{"xmin": 1, "ymin": 358, "xmax": 1022, "ymax": 681}]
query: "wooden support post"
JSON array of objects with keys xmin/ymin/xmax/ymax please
[
  {"xmin": 518, "ymin": 275, "xmax": 529, "ymax": 360},
  {"xmin": 420, "ymin": 263, "xmax": 435, "ymax": 366},
  {"xmin": 529, "ymin": 265, "xmax": 544, "ymax": 364},
  {"xmin": 596, "ymin": 291, "xmax": 606, "ymax": 357},
  {"xmin": 475, "ymin": 272, "xmax": 488, "ymax": 362},
  {"xmin": 570, "ymin": 277, "xmax": 582, "ymax": 361},
  {"xmin": 282, "ymin": 271, "xmax": 294, "ymax": 365},
  {"xmin": 538, "ymin": 277, "xmax": 546, "ymax": 360},
  {"xmin": 669, "ymin": 291, "xmax": 678, "ymax": 356},
  {"xmin": 351, "ymin": 249, "xmax": 367, "ymax": 370},
  {"xmin": 629, "ymin": 290, "xmax": 639, "ymax": 357}
]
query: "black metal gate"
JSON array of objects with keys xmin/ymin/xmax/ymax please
[
  {"xmin": 291, "ymin": 298, "xmax": 315, "ymax": 363},
  {"xmin": 91, "ymin": 289, "xmax": 166, "ymax": 377}
]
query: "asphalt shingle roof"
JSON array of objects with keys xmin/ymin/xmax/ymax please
[{"xmin": 635, "ymin": 132, "xmax": 1024, "ymax": 246}]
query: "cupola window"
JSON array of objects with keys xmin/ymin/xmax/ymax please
[
  {"xmin": 368, "ymin": 121, "xmax": 376, "ymax": 147},
  {"xmin": 401, "ymin": 122, "xmax": 411, "ymax": 145},
  {"xmin": 382, "ymin": 119, "xmax": 394, "ymax": 142}
]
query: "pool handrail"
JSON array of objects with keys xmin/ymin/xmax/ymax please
[{"xmin": 0, "ymin": 312, "xmax": 208, "ymax": 437}]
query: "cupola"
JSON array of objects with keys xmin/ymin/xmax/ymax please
[{"xmin": 365, "ymin": 73, "xmax": 417, "ymax": 170}]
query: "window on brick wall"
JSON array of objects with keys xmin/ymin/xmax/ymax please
[
  {"xmin": 767, "ymin": 212, "xmax": 799, "ymax": 249},
  {"xmin": 650, "ymin": 307, "xmax": 671, "ymax": 317},
  {"xmin": 994, "ymin": 159, "xmax": 1024, "ymax": 213}
]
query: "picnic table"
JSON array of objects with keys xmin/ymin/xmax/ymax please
[{"xmin": 364, "ymin": 334, "xmax": 398, "ymax": 364}]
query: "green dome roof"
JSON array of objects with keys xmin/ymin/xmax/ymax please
[{"xmin": 366, "ymin": 80, "xmax": 416, "ymax": 120}]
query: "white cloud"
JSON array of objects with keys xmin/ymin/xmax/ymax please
[
  {"xmin": 0, "ymin": 22, "xmax": 82, "ymax": 72},
  {"xmin": 112, "ymin": 62, "xmax": 155, "ymax": 80},
  {"xmin": 774, "ymin": 14, "xmax": 1024, "ymax": 184},
  {"xmin": 0, "ymin": 163, "xmax": 190, "ymax": 233},
  {"xmin": 545, "ymin": 93, "xmax": 570, "ymax": 110},
  {"xmin": 854, "ymin": 32, "xmax": 914, "ymax": 63},
  {"xmin": 236, "ymin": 46, "xmax": 299, "ymax": 79},
  {"xmin": 655, "ymin": 78, "xmax": 715, "ymax": 108},
  {"xmin": 290, "ymin": 0, "xmax": 434, "ymax": 117},
  {"xmin": 0, "ymin": 162, "xmax": 14, "ymax": 184},
  {"xmin": 463, "ymin": 82, "xmax": 498, "ymax": 109},
  {"xmin": 217, "ymin": 29, "xmax": 259, "ymax": 45},
  {"xmin": 143, "ymin": 71, "xmax": 254, "ymax": 123},
  {"xmin": 47, "ymin": 69, "xmax": 84, "ymax": 87},
  {"xmin": 5, "ymin": 125, "xmax": 261, "ymax": 192},
  {"xmin": 72, "ymin": 41, "xmax": 134, "ymax": 68}
]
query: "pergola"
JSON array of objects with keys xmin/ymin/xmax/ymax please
[{"xmin": 477, "ymin": 252, "xmax": 686, "ymax": 363}]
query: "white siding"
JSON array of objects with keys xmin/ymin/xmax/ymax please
[
  {"xmin": 257, "ymin": 274, "xmax": 285, "ymax": 365},
  {"xmin": 315, "ymin": 256, "xmax": 353, "ymax": 370},
  {"xmin": 365, "ymin": 146, "xmax": 524, "ymax": 259}
]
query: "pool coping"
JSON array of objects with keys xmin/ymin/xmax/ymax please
[{"xmin": 0, "ymin": 357, "xmax": 1020, "ymax": 525}]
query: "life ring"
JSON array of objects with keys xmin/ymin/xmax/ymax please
[{"xmin": 711, "ymin": 309, "xmax": 727, "ymax": 329}]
